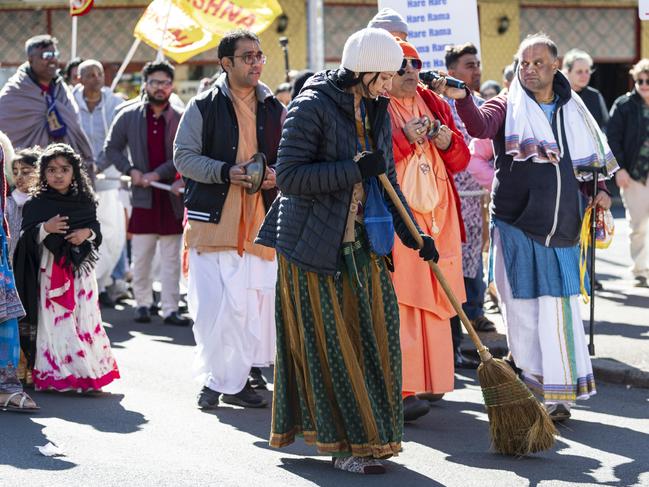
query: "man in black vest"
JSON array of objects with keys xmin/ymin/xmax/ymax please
[{"xmin": 174, "ymin": 29, "xmax": 285, "ymax": 410}]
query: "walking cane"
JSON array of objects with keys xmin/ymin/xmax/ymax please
[
  {"xmin": 576, "ymin": 164, "xmax": 608, "ymax": 356},
  {"xmin": 279, "ymin": 37, "xmax": 290, "ymax": 82},
  {"xmin": 376, "ymin": 173, "xmax": 556, "ymax": 456}
]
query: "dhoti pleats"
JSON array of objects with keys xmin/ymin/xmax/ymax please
[
  {"xmin": 492, "ymin": 228, "xmax": 596, "ymax": 404},
  {"xmin": 188, "ymin": 249, "xmax": 277, "ymax": 395},
  {"xmin": 270, "ymin": 236, "xmax": 403, "ymax": 459}
]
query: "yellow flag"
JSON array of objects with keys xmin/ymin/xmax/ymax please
[{"xmin": 134, "ymin": 0, "xmax": 283, "ymax": 63}]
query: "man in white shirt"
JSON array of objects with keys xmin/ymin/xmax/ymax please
[{"xmin": 73, "ymin": 60, "xmax": 127, "ymax": 306}]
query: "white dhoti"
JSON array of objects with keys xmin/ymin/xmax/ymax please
[
  {"xmin": 188, "ymin": 249, "xmax": 277, "ymax": 394},
  {"xmin": 492, "ymin": 230, "xmax": 596, "ymax": 405},
  {"xmin": 94, "ymin": 188, "xmax": 126, "ymax": 291}
]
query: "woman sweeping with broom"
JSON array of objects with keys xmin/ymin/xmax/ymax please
[{"xmin": 256, "ymin": 28, "xmax": 439, "ymax": 474}]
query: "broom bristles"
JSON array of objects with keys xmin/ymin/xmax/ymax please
[{"xmin": 478, "ymin": 357, "xmax": 557, "ymax": 456}]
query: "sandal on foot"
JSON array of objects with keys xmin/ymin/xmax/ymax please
[
  {"xmin": 0, "ymin": 392, "xmax": 40, "ymax": 412},
  {"xmin": 332, "ymin": 456, "xmax": 385, "ymax": 474}
]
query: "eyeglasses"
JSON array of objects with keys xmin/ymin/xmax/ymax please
[
  {"xmin": 398, "ymin": 58, "xmax": 423, "ymax": 76},
  {"xmin": 147, "ymin": 79, "xmax": 173, "ymax": 88},
  {"xmin": 229, "ymin": 53, "xmax": 267, "ymax": 65},
  {"xmin": 41, "ymin": 50, "xmax": 60, "ymax": 60},
  {"xmin": 636, "ymin": 78, "xmax": 649, "ymax": 86}
]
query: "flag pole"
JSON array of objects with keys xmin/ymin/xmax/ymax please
[
  {"xmin": 71, "ymin": 16, "xmax": 78, "ymax": 59},
  {"xmin": 156, "ymin": 0, "xmax": 174, "ymax": 61},
  {"xmin": 110, "ymin": 37, "xmax": 141, "ymax": 92},
  {"xmin": 307, "ymin": 0, "xmax": 324, "ymax": 71}
]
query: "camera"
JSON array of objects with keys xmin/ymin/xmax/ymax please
[{"xmin": 419, "ymin": 70, "xmax": 466, "ymax": 90}]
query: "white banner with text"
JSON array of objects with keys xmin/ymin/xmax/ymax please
[{"xmin": 377, "ymin": 0, "xmax": 481, "ymax": 70}]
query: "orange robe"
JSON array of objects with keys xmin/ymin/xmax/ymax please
[{"xmin": 389, "ymin": 95, "xmax": 467, "ymax": 396}]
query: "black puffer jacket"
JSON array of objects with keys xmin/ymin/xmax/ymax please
[
  {"xmin": 607, "ymin": 90, "xmax": 646, "ymax": 182},
  {"xmin": 256, "ymin": 70, "xmax": 421, "ymax": 275}
]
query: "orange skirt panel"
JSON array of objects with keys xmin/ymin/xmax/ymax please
[{"xmin": 399, "ymin": 305, "xmax": 454, "ymax": 395}]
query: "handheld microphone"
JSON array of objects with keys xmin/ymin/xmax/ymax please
[{"xmin": 419, "ymin": 70, "xmax": 466, "ymax": 90}]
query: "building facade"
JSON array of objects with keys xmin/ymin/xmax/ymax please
[
  {"xmin": 0, "ymin": 0, "xmax": 644, "ymax": 104},
  {"xmin": 323, "ymin": 0, "xmax": 646, "ymax": 105},
  {"xmin": 0, "ymin": 0, "xmax": 307, "ymax": 99}
]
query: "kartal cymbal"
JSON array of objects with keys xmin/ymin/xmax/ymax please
[{"xmin": 245, "ymin": 152, "xmax": 267, "ymax": 194}]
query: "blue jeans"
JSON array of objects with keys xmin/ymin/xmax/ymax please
[
  {"xmin": 111, "ymin": 245, "xmax": 129, "ymax": 281},
  {"xmin": 463, "ymin": 258, "xmax": 486, "ymax": 321}
]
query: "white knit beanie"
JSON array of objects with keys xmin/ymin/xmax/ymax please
[
  {"xmin": 367, "ymin": 8, "xmax": 408, "ymax": 35},
  {"xmin": 340, "ymin": 28, "xmax": 404, "ymax": 73}
]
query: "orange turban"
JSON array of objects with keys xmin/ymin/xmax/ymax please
[{"xmin": 395, "ymin": 37, "xmax": 420, "ymax": 60}]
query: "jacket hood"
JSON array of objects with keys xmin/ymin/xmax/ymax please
[{"xmin": 298, "ymin": 70, "xmax": 355, "ymax": 120}]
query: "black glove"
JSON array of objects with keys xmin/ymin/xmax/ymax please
[
  {"xmin": 418, "ymin": 234, "xmax": 439, "ymax": 262},
  {"xmin": 356, "ymin": 150, "xmax": 386, "ymax": 179}
]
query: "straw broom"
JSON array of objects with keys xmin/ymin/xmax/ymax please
[{"xmin": 377, "ymin": 174, "xmax": 557, "ymax": 456}]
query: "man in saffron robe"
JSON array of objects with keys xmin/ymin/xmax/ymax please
[{"xmin": 387, "ymin": 39, "xmax": 470, "ymax": 421}]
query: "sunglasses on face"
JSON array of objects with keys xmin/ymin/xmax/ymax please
[
  {"xmin": 41, "ymin": 50, "xmax": 60, "ymax": 60},
  {"xmin": 398, "ymin": 58, "xmax": 423, "ymax": 76},
  {"xmin": 229, "ymin": 52, "xmax": 267, "ymax": 65},
  {"xmin": 636, "ymin": 78, "xmax": 649, "ymax": 86}
]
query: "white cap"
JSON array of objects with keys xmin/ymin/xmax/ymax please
[{"xmin": 340, "ymin": 28, "xmax": 404, "ymax": 74}]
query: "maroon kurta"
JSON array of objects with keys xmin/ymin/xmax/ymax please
[{"xmin": 128, "ymin": 106, "xmax": 182, "ymax": 236}]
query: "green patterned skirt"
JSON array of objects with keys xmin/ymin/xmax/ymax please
[{"xmin": 270, "ymin": 229, "xmax": 403, "ymax": 459}]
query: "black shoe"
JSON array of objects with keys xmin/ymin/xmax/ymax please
[
  {"xmin": 249, "ymin": 367, "xmax": 268, "ymax": 390},
  {"xmin": 197, "ymin": 386, "xmax": 220, "ymax": 409},
  {"xmin": 454, "ymin": 350, "xmax": 480, "ymax": 369},
  {"xmin": 416, "ymin": 392, "xmax": 445, "ymax": 403},
  {"xmin": 472, "ymin": 316, "xmax": 496, "ymax": 332},
  {"xmin": 163, "ymin": 312, "xmax": 192, "ymax": 327},
  {"xmin": 546, "ymin": 403, "xmax": 571, "ymax": 422},
  {"xmin": 635, "ymin": 276, "xmax": 649, "ymax": 288},
  {"xmin": 134, "ymin": 306, "xmax": 151, "ymax": 323},
  {"xmin": 98, "ymin": 291, "xmax": 115, "ymax": 308},
  {"xmin": 221, "ymin": 381, "xmax": 268, "ymax": 408},
  {"xmin": 593, "ymin": 280, "xmax": 604, "ymax": 291},
  {"xmin": 504, "ymin": 354, "xmax": 523, "ymax": 378},
  {"xmin": 403, "ymin": 396, "xmax": 431, "ymax": 422}
]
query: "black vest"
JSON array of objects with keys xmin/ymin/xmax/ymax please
[{"xmin": 183, "ymin": 85, "xmax": 283, "ymax": 223}]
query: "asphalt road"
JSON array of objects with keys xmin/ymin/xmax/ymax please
[{"xmin": 1, "ymin": 303, "xmax": 648, "ymax": 487}]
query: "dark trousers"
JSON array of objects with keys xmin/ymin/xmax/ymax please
[{"xmin": 451, "ymin": 259, "xmax": 486, "ymax": 350}]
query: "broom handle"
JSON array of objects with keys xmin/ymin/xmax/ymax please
[{"xmin": 377, "ymin": 174, "xmax": 492, "ymax": 361}]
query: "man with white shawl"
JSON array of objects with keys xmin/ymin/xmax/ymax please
[
  {"xmin": 73, "ymin": 60, "xmax": 126, "ymax": 306},
  {"xmin": 0, "ymin": 35, "xmax": 93, "ymax": 172},
  {"xmin": 451, "ymin": 33, "xmax": 618, "ymax": 421}
]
